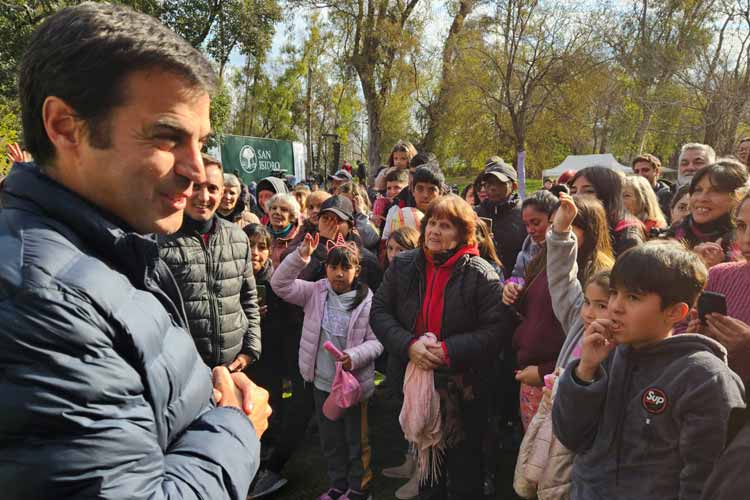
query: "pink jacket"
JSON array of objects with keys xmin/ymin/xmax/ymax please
[{"xmin": 271, "ymin": 249, "xmax": 383, "ymax": 397}]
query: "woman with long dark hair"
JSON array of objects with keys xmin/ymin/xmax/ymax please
[{"xmin": 571, "ymin": 166, "xmax": 645, "ymax": 256}]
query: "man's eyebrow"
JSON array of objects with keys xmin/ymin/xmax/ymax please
[{"xmin": 149, "ymin": 119, "xmax": 213, "ymax": 142}]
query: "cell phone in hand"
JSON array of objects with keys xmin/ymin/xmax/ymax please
[
  {"xmin": 256, "ymin": 284, "xmax": 267, "ymax": 308},
  {"xmin": 698, "ymin": 291, "xmax": 727, "ymax": 324}
]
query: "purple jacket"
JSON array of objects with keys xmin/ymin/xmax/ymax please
[{"xmin": 271, "ymin": 249, "xmax": 383, "ymax": 397}]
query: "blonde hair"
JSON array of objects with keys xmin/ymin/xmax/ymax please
[
  {"xmin": 306, "ymin": 190, "xmax": 331, "ymax": 208},
  {"xmin": 623, "ymin": 175, "xmax": 667, "ymax": 229}
]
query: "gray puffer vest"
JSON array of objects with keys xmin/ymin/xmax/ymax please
[{"xmin": 160, "ymin": 216, "xmax": 261, "ymax": 366}]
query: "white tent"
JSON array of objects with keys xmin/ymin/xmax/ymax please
[{"xmin": 542, "ymin": 154, "xmax": 632, "ymax": 177}]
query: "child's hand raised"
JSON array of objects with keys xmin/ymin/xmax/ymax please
[
  {"xmin": 552, "ymin": 192, "xmax": 578, "ymax": 234},
  {"xmin": 298, "ymin": 232, "xmax": 320, "ymax": 260},
  {"xmin": 577, "ymin": 319, "xmax": 617, "ymax": 382}
]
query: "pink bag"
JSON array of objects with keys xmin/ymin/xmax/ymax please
[{"xmin": 322, "ymin": 341, "xmax": 362, "ymax": 421}]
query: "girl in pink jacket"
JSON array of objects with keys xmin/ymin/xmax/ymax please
[{"xmin": 271, "ymin": 232, "xmax": 383, "ymax": 500}]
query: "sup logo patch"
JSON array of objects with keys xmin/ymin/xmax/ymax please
[{"xmin": 642, "ymin": 388, "xmax": 668, "ymax": 414}]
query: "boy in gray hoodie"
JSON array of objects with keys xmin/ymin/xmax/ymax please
[{"xmin": 553, "ymin": 240, "xmax": 745, "ymax": 500}]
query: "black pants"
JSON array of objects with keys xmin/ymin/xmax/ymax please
[
  {"xmin": 265, "ymin": 331, "xmax": 315, "ymax": 474},
  {"xmin": 418, "ymin": 397, "xmax": 488, "ymax": 500}
]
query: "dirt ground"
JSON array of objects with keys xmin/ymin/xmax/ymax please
[{"xmin": 268, "ymin": 386, "xmax": 521, "ymax": 500}]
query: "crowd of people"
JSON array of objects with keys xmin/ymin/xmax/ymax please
[{"xmin": 2, "ymin": 4, "xmax": 750, "ymax": 500}]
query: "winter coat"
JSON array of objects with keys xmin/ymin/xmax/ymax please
[
  {"xmin": 701, "ymin": 408, "xmax": 750, "ymax": 500},
  {"xmin": 546, "ymin": 230, "xmax": 586, "ymax": 370},
  {"xmin": 0, "ymin": 163, "xmax": 259, "ymax": 499},
  {"xmin": 475, "ymin": 195, "xmax": 526, "ymax": 279},
  {"xmin": 354, "ymin": 211, "xmax": 380, "ymax": 252},
  {"xmin": 654, "ymin": 179, "xmax": 674, "ymax": 223},
  {"xmin": 611, "ymin": 217, "xmax": 645, "ymax": 257},
  {"xmin": 370, "ymin": 247, "xmax": 509, "ymax": 393},
  {"xmin": 514, "ymin": 388, "xmax": 573, "ymax": 500},
  {"xmin": 160, "ymin": 216, "xmax": 261, "ymax": 366},
  {"xmin": 553, "ymin": 334, "xmax": 745, "ymax": 500},
  {"xmin": 271, "ymin": 249, "xmax": 383, "ymax": 398}
]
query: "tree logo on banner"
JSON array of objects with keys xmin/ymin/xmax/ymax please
[{"xmin": 239, "ymin": 145, "xmax": 258, "ymax": 174}]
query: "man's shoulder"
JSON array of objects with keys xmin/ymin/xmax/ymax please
[
  {"xmin": 0, "ymin": 212, "xmax": 132, "ymax": 307},
  {"xmin": 215, "ymin": 218, "xmax": 250, "ymax": 245}
]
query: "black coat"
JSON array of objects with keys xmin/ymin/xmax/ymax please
[
  {"xmin": 370, "ymin": 248, "xmax": 510, "ymax": 392},
  {"xmin": 475, "ymin": 195, "xmax": 526, "ymax": 279}
]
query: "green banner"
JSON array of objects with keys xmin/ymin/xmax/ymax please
[{"xmin": 220, "ymin": 134, "xmax": 295, "ymax": 184}]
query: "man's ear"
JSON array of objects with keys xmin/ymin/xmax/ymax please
[
  {"xmin": 42, "ymin": 96, "xmax": 85, "ymax": 157},
  {"xmin": 511, "ymin": 181, "xmax": 518, "ymax": 192},
  {"xmin": 666, "ymin": 302, "xmax": 690, "ymax": 324}
]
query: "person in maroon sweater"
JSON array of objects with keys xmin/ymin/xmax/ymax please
[{"xmin": 503, "ymin": 195, "xmax": 615, "ymax": 431}]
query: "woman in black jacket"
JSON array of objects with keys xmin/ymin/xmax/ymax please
[{"xmin": 371, "ymin": 195, "xmax": 509, "ymax": 500}]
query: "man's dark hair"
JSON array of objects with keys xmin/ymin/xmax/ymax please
[
  {"xmin": 202, "ymin": 153, "xmax": 223, "ymax": 172},
  {"xmin": 385, "ymin": 169, "xmax": 409, "ymax": 184},
  {"xmin": 412, "ymin": 165, "xmax": 445, "ymax": 190},
  {"xmin": 409, "ymin": 151, "xmax": 438, "ymax": 170},
  {"xmin": 19, "ymin": 2, "xmax": 216, "ymax": 167},
  {"xmin": 610, "ymin": 240, "xmax": 707, "ymax": 309},
  {"xmin": 522, "ymin": 190, "xmax": 559, "ymax": 216},
  {"xmin": 632, "ymin": 153, "xmax": 662, "ymax": 170}
]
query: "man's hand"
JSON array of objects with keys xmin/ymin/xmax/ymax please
[
  {"xmin": 259, "ymin": 305, "xmax": 269, "ymax": 318},
  {"xmin": 503, "ymin": 282, "xmax": 523, "ymax": 305},
  {"xmin": 227, "ymin": 353, "xmax": 252, "ymax": 373},
  {"xmin": 515, "ymin": 365, "xmax": 543, "ymax": 386},
  {"xmin": 408, "ymin": 337, "xmax": 443, "ymax": 371},
  {"xmin": 212, "ymin": 367, "xmax": 271, "ymax": 438},
  {"xmin": 298, "ymin": 232, "xmax": 320, "ymax": 259},
  {"xmin": 576, "ymin": 319, "xmax": 617, "ymax": 382},
  {"xmin": 552, "ymin": 192, "xmax": 577, "ymax": 233}
]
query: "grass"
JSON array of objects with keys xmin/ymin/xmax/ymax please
[{"xmin": 270, "ymin": 385, "xmax": 521, "ymax": 500}]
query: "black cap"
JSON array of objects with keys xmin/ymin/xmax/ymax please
[
  {"xmin": 328, "ymin": 169, "xmax": 353, "ymax": 182},
  {"xmin": 320, "ymin": 195, "xmax": 353, "ymax": 222},
  {"xmin": 483, "ymin": 161, "xmax": 518, "ymax": 183}
]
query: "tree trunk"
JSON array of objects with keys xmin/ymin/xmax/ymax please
[
  {"xmin": 306, "ymin": 65, "xmax": 314, "ymax": 175},
  {"xmin": 420, "ymin": 0, "xmax": 477, "ymax": 152},
  {"xmin": 632, "ymin": 103, "xmax": 654, "ymax": 156}
]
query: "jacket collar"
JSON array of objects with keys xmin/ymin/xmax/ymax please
[{"xmin": 2, "ymin": 162, "xmax": 161, "ymax": 286}]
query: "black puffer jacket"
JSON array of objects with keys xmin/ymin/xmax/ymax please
[
  {"xmin": 160, "ymin": 216, "xmax": 261, "ymax": 366},
  {"xmin": 370, "ymin": 248, "xmax": 510, "ymax": 392},
  {"xmin": 475, "ymin": 195, "xmax": 526, "ymax": 279}
]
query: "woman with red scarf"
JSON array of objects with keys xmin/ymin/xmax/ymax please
[{"xmin": 371, "ymin": 195, "xmax": 509, "ymax": 499}]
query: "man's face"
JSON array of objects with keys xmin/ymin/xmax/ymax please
[
  {"xmin": 484, "ymin": 175, "xmax": 513, "ymax": 202},
  {"xmin": 633, "ymin": 161, "xmax": 658, "ymax": 186},
  {"xmin": 679, "ymin": 149, "xmax": 709, "ymax": 179},
  {"xmin": 413, "ymin": 182, "xmax": 440, "ymax": 212},
  {"xmin": 186, "ymin": 164, "xmax": 223, "ymax": 221},
  {"xmin": 74, "ymin": 70, "xmax": 211, "ymax": 234}
]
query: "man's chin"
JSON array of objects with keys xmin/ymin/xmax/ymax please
[{"xmin": 150, "ymin": 212, "xmax": 185, "ymax": 235}]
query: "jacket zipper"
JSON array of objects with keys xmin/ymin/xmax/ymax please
[{"xmin": 199, "ymin": 232, "xmax": 221, "ymax": 366}]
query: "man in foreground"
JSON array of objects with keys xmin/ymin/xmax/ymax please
[{"xmin": 0, "ymin": 4, "xmax": 269, "ymax": 499}]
